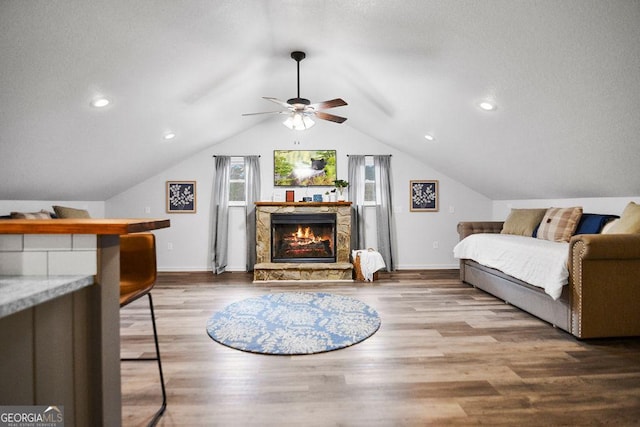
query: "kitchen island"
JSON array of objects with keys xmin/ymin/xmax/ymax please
[{"xmin": 0, "ymin": 219, "xmax": 169, "ymax": 426}]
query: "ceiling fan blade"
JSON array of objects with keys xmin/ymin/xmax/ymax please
[
  {"xmin": 241, "ymin": 111, "xmax": 285, "ymax": 116},
  {"xmin": 315, "ymin": 111, "xmax": 348, "ymax": 123},
  {"xmin": 309, "ymin": 98, "xmax": 348, "ymax": 110},
  {"xmin": 262, "ymin": 97, "xmax": 293, "ymax": 109}
]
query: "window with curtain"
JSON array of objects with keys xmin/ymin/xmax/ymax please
[
  {"xmin": 211, "ymin": 155, "xmax": 260, "ymax": 274},
  {"xmin": 229, "ymin": 157, "xmax": 246, "ymax": 205},
  {"xmin": 364, "ymin": 156, "xmax": 376, "ymax": 204},
  {"xmin": 348, "ymin": 154, "xmax": 395, "ymax": 271}
]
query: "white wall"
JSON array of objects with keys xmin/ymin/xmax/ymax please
[
  {"xmin": 492, "ymin": 197, "xmax": 640, "ymax": 220},
  {"xmin": 106, "ymin": 121, "xmax": 492, "ymax": 271},
  {"xmin": 5, "ymin": 139, "xmax": 636, "ymax": 273},
  {"xmin": 105, "ymin": 149, "xmax": 214, "ymax": 271}
]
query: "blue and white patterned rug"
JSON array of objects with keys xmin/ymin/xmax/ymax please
[{"xmin": 206, "ymin": 292, "xmax": 381, "ymax": 355}]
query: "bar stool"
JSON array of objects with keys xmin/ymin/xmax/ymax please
[{"xmin": 120, "ymin": 233, "xmax": 167, "ymax": 426}]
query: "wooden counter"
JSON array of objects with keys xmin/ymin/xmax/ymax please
[
  {"xmin": 0, "ymin": 219, "xmax": 169, "ymax": 427},
  {"xmin": 0, "ymin": 218, "xmax": 170, "ymax": 234}
]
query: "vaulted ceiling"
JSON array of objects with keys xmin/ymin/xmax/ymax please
[{"xmin": 2, "ymin": 0, "xmax": 639, "ymax": 201}]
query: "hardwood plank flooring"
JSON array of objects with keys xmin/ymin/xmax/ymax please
[{"xmin": 120, "ymin": 271, "xmax": 640, "ymax": 426}]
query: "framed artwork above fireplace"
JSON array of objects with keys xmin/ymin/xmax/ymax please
[{"xmin": 274, "ymin": 149, "xmax": 337, "ymax": 187}]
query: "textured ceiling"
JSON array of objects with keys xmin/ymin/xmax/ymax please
[{"xmin": 1, "ymin": 0, "xmax": 639, "ymax": 201}]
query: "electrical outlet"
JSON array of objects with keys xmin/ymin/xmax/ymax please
[
  {"xmin": 432, "ymin": 241, "xmax": 439, "ymax": 249},
  {"xmin": 167, "ymin": 242, "xmax": 173, "ymax": 250},
  {"xmin": 449, "ymin": 205, "xmax": 455, "ymax": 213},
  {"xmin": 144, "ymin": 206, "xmax": 151, "ymax": 214}
]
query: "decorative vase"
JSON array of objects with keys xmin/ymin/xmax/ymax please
[{"xmin": 337, "ymin": 188, "xmax": 346, "ymax": 201}]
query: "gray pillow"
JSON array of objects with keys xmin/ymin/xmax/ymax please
[{"xmin": 52, "ymin": 205, "xmax": 91, "ymax": 219}]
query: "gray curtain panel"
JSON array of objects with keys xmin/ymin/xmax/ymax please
[
  {"xmin": 244, "ymin": 156, "xmax": 261, "ymax": 271},
  {"xmin": 211, "ymin": 156, "xmax": 230, "ymax": 274},
  {"xmin": 374, "ymin": 155, "xmax": 395, "ymax": 271},
  {"xmin": 348, "ymin": 155, "xmax": 366, "ymax": 251}
]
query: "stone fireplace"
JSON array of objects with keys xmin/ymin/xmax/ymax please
[{"xmin": 254, "ymin": 202, "xmax": 353, "ymax": 281}]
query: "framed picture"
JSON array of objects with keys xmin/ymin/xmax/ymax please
[
  {"xmin": 274, "ymin": 150, "xmax": 337, "ymax": 186},
  {"xmin": 166, "ymin": 181, "xmax": 197, "ymax": 213},
  {"xmin": 285, "ymin": 190, "xmax": 295, "ymax": 202},
  {"xmin": 410, "ymin": 180, "xmax": 439, "ymax": 212}
]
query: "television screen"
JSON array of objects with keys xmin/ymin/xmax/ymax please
[{"xmin": 274, "ymin": 150, "xmax": 337, "ymax": 186}]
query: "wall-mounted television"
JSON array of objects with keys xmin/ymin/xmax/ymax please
[{"xmin": 274, "ymin": 150, "xmax": 337, "ymax": 186}]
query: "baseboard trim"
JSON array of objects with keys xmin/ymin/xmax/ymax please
[
  {"xmin": 158, "ymin": 266, "xmax": 212, "ymax": 272},
  {"xmin": 394, "ymin": 264, "xmax": 459, "ymax": 270},
  {"xmin": 158, "ymin": 265, "xmax": 459, "ymax": 273}
]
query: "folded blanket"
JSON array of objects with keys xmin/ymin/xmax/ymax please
[{"xmin": 352, "ymin": 249, "xmax": 386, "ymax": 282}]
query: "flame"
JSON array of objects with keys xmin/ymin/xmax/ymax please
[
  {"xmin": 289, "ymin": 225, "xmax": 327, "ymax": 244},
  {"xmin": 295, "ymin": 226, "xmax": 312, "ymax": 239},
  {"xmin": 276, "ymin": 223, "xmax": 334, "ymax": 259}
]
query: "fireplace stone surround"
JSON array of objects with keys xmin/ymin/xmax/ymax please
[{"xmin": 254, "ymin": 202, "xmax": 353, "ymax": 282}]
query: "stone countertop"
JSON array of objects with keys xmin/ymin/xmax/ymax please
[{"xmin": 0, "ymin": 275, "xmax": 94, "ymax": 319}]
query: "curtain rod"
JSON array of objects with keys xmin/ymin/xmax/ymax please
[
  {"xmin": 212, "ymin": 155, "xmax": 261, "ymax": 157},
  {"xmin": 346, "ymin": 154, "xmax": 392, "ymax": 156}
]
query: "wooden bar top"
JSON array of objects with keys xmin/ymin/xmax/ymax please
[
  {"xmin": 0, "ymin": 218, "xmax": 170, "ymax": 234},
  {"xmin": 255, "ymin": 201, "xmax": 352, "ymax": 207}
]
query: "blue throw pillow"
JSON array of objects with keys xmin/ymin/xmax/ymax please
[{"xmin": 574, "ymin": 213, "xmax": 619, "ymax": 235}]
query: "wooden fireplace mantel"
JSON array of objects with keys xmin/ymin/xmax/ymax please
[{"xmin": 255, "ymin": 201, "xmax": 352, "ymax": 207}]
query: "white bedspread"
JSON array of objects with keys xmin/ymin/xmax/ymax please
[{"xmin": 453, "ymin": 234, "xmax": 569, "ymax": 300}]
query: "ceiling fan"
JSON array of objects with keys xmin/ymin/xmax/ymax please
[{"xmin": 242, "ymin": 51, "xmax": 348, "ymax": 130}]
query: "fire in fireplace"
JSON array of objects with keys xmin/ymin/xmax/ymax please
[{"xmin": 271, "ymin": 213, "xmax": 336, "ymax": 263}]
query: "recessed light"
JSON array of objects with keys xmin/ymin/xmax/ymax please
[
  {"xmin": 163, "ymin": 132, "xmax": 176, "ymax": 140},
  {"xmin": 479, "ymin": 101, "xmax": 496, "ymax": 111},
  {"xmin": 90, "ymin": 97, "xmax": 110, "ymax": 108},
  {"xmin": 424, "ymin": 134, "xmax": 435, "ymax": 141}
]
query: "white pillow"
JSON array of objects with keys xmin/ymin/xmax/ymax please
[{"xmin": 601, "ymin": 218, "xmax": 620, "ymax": 234}]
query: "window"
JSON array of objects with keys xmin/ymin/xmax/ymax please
[
  {"xmin": 229, "ymin": 157, "xmax": 246, "ymax": 205},
  {"xmin": 364, "ymin": 156, "xmax": 376, "ymax": 204}
]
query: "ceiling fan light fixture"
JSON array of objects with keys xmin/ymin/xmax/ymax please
[{"xmin": 283, "ymin": 113, "xmax": 315, "ymax": 130}]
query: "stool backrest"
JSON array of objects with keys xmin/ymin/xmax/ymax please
[{"xmin": 120, "ymin": 233, "xmax": 157, "ymax": 307}]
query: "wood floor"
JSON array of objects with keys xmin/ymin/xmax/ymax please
[{"xmin": 121, "ymin": 270, "xmax": 640, "ymax": 426}]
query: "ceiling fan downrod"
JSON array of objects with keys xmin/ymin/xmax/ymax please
[{"xmin": 288, "ymin": 51, "xmax": 309, "ymax": 106}]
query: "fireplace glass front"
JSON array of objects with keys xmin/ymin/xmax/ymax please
[{"xmin": 271, "ymin": 213, "xmax": 337, "ymax": 263}]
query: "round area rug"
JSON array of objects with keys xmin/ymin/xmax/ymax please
[{"xmin": 206, "ymin": 292, "xmax": 381, "ymax": 355}]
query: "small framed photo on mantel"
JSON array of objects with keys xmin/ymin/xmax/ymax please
[
  {"xmin": 166, "ymin": 181, "xmax": 197, "ymax": 213},
  {"xmin": 410, "ymin": 180, "xmax": 439, "ymax": 212}
]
